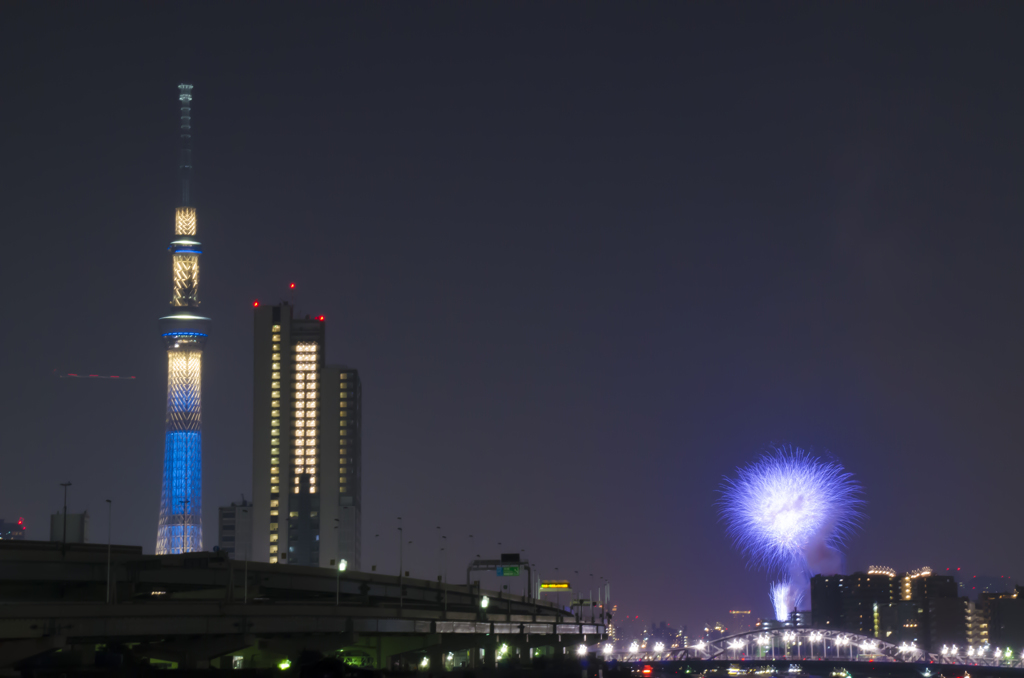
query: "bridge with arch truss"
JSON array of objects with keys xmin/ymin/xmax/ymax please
[{"xmin": 603, "ymin": 628, "xmax": 1024, "ymax": 670}]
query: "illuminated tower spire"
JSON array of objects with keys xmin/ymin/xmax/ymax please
[{"xmin": 155, "ymin": 83, "xmax": 209, "ymax": 555}]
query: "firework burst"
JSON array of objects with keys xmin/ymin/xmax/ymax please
[{"xmin": 720, "ymin": 445, "xmax": 864, "ymax": 618}]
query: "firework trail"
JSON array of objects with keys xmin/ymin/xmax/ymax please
[
  {"xmin": 770, "ymin": 581, "xmax": 804, "ymax": 622},
  {"xmin": 720, "ymin": 445, "xmax": 864, "ymax": 620}
]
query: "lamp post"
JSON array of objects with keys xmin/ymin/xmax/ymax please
[
  {"xmin": 59, "ymin": 482, "xmax": 71, "ymax": 557},
  {"xmin": 441, "ymin": 535, "xmax": 448, "ymax": 612},
  {"xmin": 241, "ymin": 507, "xmax": 250, "ymax": 604},
  {"xmin": 397, "ymin": 518, "xmax": 403, "ymax": 609},
  {"xmin": 333, "ymin": 518, "xmax": 340, "ymax": 604},
  {"xmin": 105, "ymin": 499, "xmax": 112, "ymax": 603},
  {"xmin": 336, "ymin": 558, "xmax": 347, "ymax": 605},
  {"xmin": 179, "ymin": 499, "xmax": 190, "ymax": 554}
]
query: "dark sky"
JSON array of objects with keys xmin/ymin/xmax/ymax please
[{"xmin": 2, "ymin": 3, "xmax": 1023, "ymax": 631}]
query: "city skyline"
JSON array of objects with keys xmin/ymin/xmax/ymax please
[{"xmin": 2, "ymin": 3, "xmax": 1023, "ymax": 632}]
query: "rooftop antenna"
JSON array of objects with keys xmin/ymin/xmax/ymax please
[{"xmin": 178, "ymin": 84, "xmax": 193, "ymax": 207}]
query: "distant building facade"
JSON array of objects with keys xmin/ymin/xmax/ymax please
[
  {"xmin": 0, "ymin": 518, "xmax": 26, "ymax": 540},
  {"xmin": 811, "ymin": 566, "xmax": 962, "ymax": 651},
  {"xmin": 217, "ymin": 499, "xmax": 253, "ymax": 560},
  {"xmin": 251, "ymin": 302, "xmax": 362, "ymax": 570},
  {"xmin": 50, "ymin": 512, "xmax": 89, "ymax": 544},
  {"xmin": 978, "ymin": 587, "xmax": 1024, "ymax": 648}
]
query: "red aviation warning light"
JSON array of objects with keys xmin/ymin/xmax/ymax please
[
  {"xmin": 290, "ymin": 283, "xmax": 296, "ymax": 289},
  {"xmin": 318, "ymin": 316, "xmax": 324, "ymax": 321},
  {"xmin": 253, "ymin": 300, "xmax": 259, "ymax": 308}
]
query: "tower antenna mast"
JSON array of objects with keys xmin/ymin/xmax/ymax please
[{"xmin": 156, "ymin": 84, "xmax": 209, "ymax": 555}]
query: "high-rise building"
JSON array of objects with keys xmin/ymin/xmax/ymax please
[
  {"xmin": 0, "ymin": 518, "xmax": 26, "ymax": 540},
  {"xmin": 811, "ymin": 566, "xmax": 962, "ymax": 650},
  {"xmin": 218, "ymin": 499, "xmax": 253, "ymax": 560},
  {"xmin": 979, "ymin": 588, "xmax": 1024, "ymax": 648},
  {"xmin": 155, "ymin": 84, "xmax": 209, "ymax": 555},
  {"xmin": 251, "ymin": 302, "xmax": 362, "ymax": 569}
]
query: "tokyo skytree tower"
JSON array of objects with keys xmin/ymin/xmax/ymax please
[{"xmin": 155, "ymin": 84, "xmax": 209, "ymax": 554}]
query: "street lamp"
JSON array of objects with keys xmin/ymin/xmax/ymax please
[
  {"xmin": 105, "ymin": 499, "xmax": 112, "ymax": 603},
  {"xmin": 481, "ymin": 595, "xmax": 489, "ymax": 609},
  {"xmin": 179, "ymin": 499, "xmax": 190, "ymax": 554},
  {"xmin": 59, "ymin": 482, "xmax": 71, "ymax": 557},
  {"xmin": 240, "ymin": 507, "xmax": 250, "ymax": 604},
  {"xmin": 336, "ymin": 558, "xmax": 347, "ymax": 605}
]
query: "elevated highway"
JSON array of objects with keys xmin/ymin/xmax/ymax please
[{"xmin": 0, "ymin": 541, "xmax": 605, "ymax": 670}]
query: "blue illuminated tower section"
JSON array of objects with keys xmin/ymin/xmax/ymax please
[{"xmin": 155, "ymin": 83, "xmax": 209, "ymax": 555}]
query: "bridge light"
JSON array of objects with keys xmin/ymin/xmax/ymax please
[
  {"xmin": 654, "ymin": 643, "xmax": 665, "ymax": 653},
  {"xmin": 480, "ymin": 595, "xmax": 489, "ymax": 609},
  {"xmin": 630, "ymin": 642, "xmax": 640, "ymax": 653},
  {"xmin": 603, "ymin": 644, "xmax": 613, "ymax": 655},
  {"xmin": 577, "ymin": 645, "xmax": 587, "ymax": 657}
]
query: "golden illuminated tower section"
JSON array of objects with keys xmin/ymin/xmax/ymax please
[{"xmin": 156, "ymin": 84, "xmax": 209, "ymax": 555}]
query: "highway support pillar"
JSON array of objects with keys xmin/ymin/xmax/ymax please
[{"xmin": 428, "ymin": 645, "xmax": 445, "ymax": 672}]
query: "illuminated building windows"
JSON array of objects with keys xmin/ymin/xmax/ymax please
[
  {"xmin": 270, "ymin": 546, "xmax": 278, "ymax": 554},
  {"xmin": 270, "ymin": 535, "xmax": 278, "ymax": 543},
  {"xmin": 271, "ymin": 372, "xmax": 280, "ymax": 380},
  {"xmin": 270, "ymin": 428, "xmax": 279, "ymax": 436},
  {"xmin": 271, "ymin": 391, "xmax": 280, "ymax": 399},
  {"xmin": 272, "ymin": 324, "xmax": 281, "ymax": 332},
  {"xmin": 270, "ymin": 510, "xmax": 278, "ymax": 517},
  {"xmin": 271, "ymin": 486, "xmax": 279, "ymax": 494},
  {"xmin": 272, "ymin": 333, "xmax": 281, "ymax": 341},
  {"xmin": 271, "ymin": 410, "xmax": 279, "ymax": 417},
  {"xmin": 271, "ymin": 362, "xmax": 280, "ymax": 370},
  {"xmin": 271, "ymin": 419, "xmax": 280, "ymax": 427},
  {"xmin": 272, "ymin": 353, "xmax": 281, "ymax": 360},
  {"xmin": 270, "ymin": 500, "xmax": 279, "ymax": 508}
]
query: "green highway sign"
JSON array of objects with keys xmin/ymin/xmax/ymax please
[{"xmin": 496, "ymin": 566, "xmax": 520, "ymax": 577}]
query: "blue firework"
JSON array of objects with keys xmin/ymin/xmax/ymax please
[{"xmin": 720, "ymin": 445, "xmax": 864, "ymax": 574}]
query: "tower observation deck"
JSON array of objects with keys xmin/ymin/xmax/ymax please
[{"xmin": 155, "ymin": 84, "xmax": 209, "ymax": 554}]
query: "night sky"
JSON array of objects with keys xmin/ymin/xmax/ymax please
[{"xmin": 2, "ymin": 4, "xmax": 1023, "ymax": 632}]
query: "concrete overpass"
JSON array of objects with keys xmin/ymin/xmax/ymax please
[{"xmin": 0, "ymin": 541, "xmax": 605, "ymax": 670}]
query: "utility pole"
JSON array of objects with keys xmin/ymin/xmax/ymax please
[
  {"xmin": 241, "ymin": 507, "xmax": 249, "ymax": 604},
  {"xmin": 60, "ymin": 482, "xmax": 72, "ymax": 557},
  {"xmin": 398, "ymin": 518, "xmax": 403, "ymax": 609},
  {"xmin": 179, "ymin": 499, "xmax": 190, "ymax": 554},
  {"xmin": 105, "ymin": 499, "xmax": 112, "ymax": 603}
]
